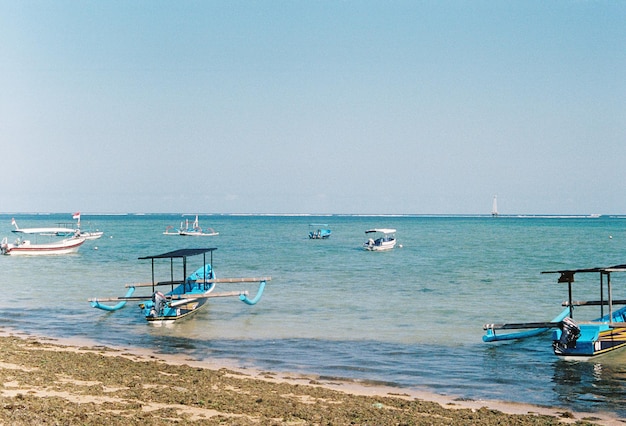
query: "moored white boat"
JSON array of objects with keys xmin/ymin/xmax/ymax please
[
  {"xmin": 164, "ymin": 215, "xmax": 219, "ymax": 236},
  {"xmin": 11, "ymin": 217, "xmax": 75, "ymax": 236},
  {"xmin": 1, "ymin": 234, "xmax": 86, "ymax": 255},
  {"xmin": 363, "ymin": 229, "xmax": 397, "ymax": 251},
  {"xmin": 79, "ymin": 230, "xmax": 104, "ymax": 240},
  {"xmin": 11, "ymin": 215, "xmax": 103, "ymax": 240}
]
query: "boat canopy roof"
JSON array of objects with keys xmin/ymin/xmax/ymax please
[
  {"xmin": 12, "ymin": 227, "xmax": 76, "ymax": 235},
  {"xmin": 542, "ymin": 264, "xmax": 626, "ymax": 282},
  {"xmin": 139, "ymin": 248, "xmax": 217, "ymax": 260},
  {"xmin": 365, "ymin": 228, "xmax": 396, "ymax": 234}
]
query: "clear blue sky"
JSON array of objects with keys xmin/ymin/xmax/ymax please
[{"xmin": 1, "ymin": 1, "xmax": 625, "ymax": 215}]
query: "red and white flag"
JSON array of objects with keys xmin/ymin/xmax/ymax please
[
  {"xmin": 72, "ymin": 212, "xmax": 81, "ymax": 220},
  {"xmin": 11, "ymin": 218, "xmax": 16, "ymax": 226}
]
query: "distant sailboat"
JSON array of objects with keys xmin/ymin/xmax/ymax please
[{"xmin": 492, "ymin": 196, "xmax": 499, "ymax": 217}]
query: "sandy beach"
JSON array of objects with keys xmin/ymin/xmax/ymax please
[{"xmin": 0, "ymin": 331, "xmax": 621, "ymax": 425}]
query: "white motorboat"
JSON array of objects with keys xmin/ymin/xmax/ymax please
[
  {"xmin": 363, "ymin": 229, "xmax": 397, "ymax": 251},
  {"xmin": 1, "ymin": 234, "xmax": 86, "ymax": 255}
]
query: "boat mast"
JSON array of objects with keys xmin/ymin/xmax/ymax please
[{"xmin": 607, "ymin": 271, "xmax": 613, "ymax": 323}]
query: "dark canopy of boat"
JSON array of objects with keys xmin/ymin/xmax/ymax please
[
  {"xmin": 542, "ymin": 264, "xmax": 626, "ymax": 282},
  {"xmin": 138, "ymin": 248, "xmax": 217, "ymax": 260}
]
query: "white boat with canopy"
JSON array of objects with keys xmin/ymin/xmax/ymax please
[
  {"xmin": 363, "ymin": 229, "xmax": 397, "ymax": 251},
  {"xmin": 11, "ymin": 218, "xmax": 75, "ymax": 236},
  {"xmin": 11, "ymin": 215, "xmax": 103, "ymax": 240}
]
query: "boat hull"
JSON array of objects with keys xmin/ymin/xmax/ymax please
[
  {"xmin": 179, "ymin": 231, "xmax": 219, "ymax": 237},
  {"xmin": 144, "ymin": 296, "xmax": 210, "ymax": 323},
  {"xmin": 363, "ymin": 239, "xmax": 396, "ymax": 251},
  {"xmin": 81, "ymin": 231, "xmax": 103, "ymax": 240},
  {"xmin": 552, "ymin": 307, "xmax": 626, "ymax": 357},
  {"xmin": 309, "ymin": 229, "xmax": 331, "ymax": 239},
  {"xmin": 140, "ymin": 267, "xmax": 216, "ymax": 323},
  {"xmin": 1, "ymin": 237, "xmax": 86, "ymax": 255}
]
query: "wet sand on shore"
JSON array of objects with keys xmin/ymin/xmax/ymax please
[{"xmin": 0, "ymin": 332, "xmax": 621, "ymax": 425}]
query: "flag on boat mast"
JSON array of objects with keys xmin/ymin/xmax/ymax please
[{"xmin": 73, "ymin": 212, "xmax": 80, "ymax": 220}]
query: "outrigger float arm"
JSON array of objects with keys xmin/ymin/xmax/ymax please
[
  {"xmin": 89, "ymin": 277, "xmax": 270, "ymax": 311},
  {"xmin": 90, "ymin": 287, "xmax": 136, "ymax": 312},
  {"xmin": 484, "ymin": 264, "xmax": 626, "ymax": 343},
  {"xmin": 482, "ymin": 307, "xmax": 570, "ymax": 342},
  {"xmin": 240, "ymin": 280, "xmax": 266, "ymax": 305}
]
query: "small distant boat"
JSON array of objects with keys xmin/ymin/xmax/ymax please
[
  {"xmin": 363, "ymin": 229, "xmax": 397, "ymax": 251},
  {"xmin": 89, "ymin": 248, "xmax": 269, "ymax": 324},
  {"xmin": 1, "ymin": 234, "xmax": 86, "ymax": 255},
  {"xmin": 164, "ymin": 215, "xmax": 219, "ymax": 237},
  {"xmin": 491, "ymin": 195, "xmax": 499, "ymax": 217},
  {"xmin": 79, "ymin": 230, "xmax": 104, "ymax": 240},
  {"xmin": 309, "ymin": 224, "xmax": 331, "ymax": 239},
  {"xmin": 483, "ymin": 264, "xmax": 626, "ymax": 358}
]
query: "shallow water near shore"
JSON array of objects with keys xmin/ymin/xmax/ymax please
[{"xmin": 1, "ymin": 213, "xmax": 626, "ymax": 418}]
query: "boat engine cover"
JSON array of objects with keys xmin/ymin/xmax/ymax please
[{"xmin": 553, "ymin": 317, "xmax": 581, "ymax": 353}]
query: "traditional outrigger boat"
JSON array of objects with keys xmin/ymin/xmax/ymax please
[
  {"xmin": 89, "ymin": 248, "xmax": 269, "ymax": 324},
  {"xmin": 483, "ymin": 264, "xmax": 626, "ymax": 358},
  {"xmin": 363, "ymin": 229, "xmax": 397, "ymax": 251},
  {"xmin": 163, "ymin": 215, "xmax": 219, "ymax": 237},
  {"xmin": 12, "ymin": 216, "xmax": 103, "ymax": 240}
]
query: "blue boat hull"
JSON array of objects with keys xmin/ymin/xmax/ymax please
[
  {"xmin": 482, "ymin": 308, "xmax": 570, "ymax": 342},
  {"xmin": 552, "ymin": 306, "xmax": 626, "ymax": 357},
  {"xmin": 140, "ymin": 265, "xmax": 216, "ymax": 323}
]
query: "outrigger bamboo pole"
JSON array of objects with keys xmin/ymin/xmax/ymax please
[
  {"xmin": 89, "ymin": 290, "xmax": 248, "ymax": 303},
  {"xmin": 124, "ymin": 277, "xmax": 271, "ymax": 288},
  {"xmin": 562, "ymin": 299, "xmax": 626, "ymax": 306}
]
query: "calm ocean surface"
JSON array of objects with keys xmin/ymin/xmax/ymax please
[{"xmin": 1, "ymin": 213, "xmax": 626, "ymax": 418}]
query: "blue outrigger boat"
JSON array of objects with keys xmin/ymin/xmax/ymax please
[
  {"xmin": 90, "ymin": 248, "xmax": 269, "ymax": 324},
  {"xmin": 483, "ymin": 264, "xmax": 626, "ymax": 358}
]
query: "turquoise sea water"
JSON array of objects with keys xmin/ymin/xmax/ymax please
[{"xmin": 1, "ymin": 213, "xmax": 626, "ymax": 418}]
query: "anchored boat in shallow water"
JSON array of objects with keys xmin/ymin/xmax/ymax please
[
  {"xmin": 1, "ymin": 234, "xmax": 86, "ymax": 255},
  {"xmin": 89, "ymin": 248, "xmax": 269, "ymax": 324},
  {"xmin": 2, "ymin": 217, "xmax": 87, "ymax": 255},
  {"xmin": 363, "ymin": 229, "xmax": 397, "ymax": 251},
  {"xmin": 309, "ymin": 224, "xmax": 331, "ymax": 239},
  {"xmin": 163, "ymin": 215, "xmax": 219, "ymax": 237},
  {"xmin": 483, "ymin": 264, "xmax": 626, "ymax": 358}
]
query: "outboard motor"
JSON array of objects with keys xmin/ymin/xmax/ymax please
[
  {"xmin": 553, "ymin": 317, "xmax": 581, "ymax": 354},
  {"xmin": 149, "ymin": 291, "xmax": 167, "ymax": 318}
]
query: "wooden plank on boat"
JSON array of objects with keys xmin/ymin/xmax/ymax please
[
  {"xmin": 169, "ymin": 291, "xmax": 248, "ymax": 308},
  {"xmin": 89, "ymin": 291, "xmax": 248, "ymax": 303},
  {"xmin": 123, "ymin": 277, "xmax": 270, "ymax": 288},
  {"xmin": 483, "ymin": 321, "xmax": 562, "ymax": 330},
  {"xmin": 562, "ymin": 299, "xmax": 626, "ymax": 306},
  {"xmin": 608, "ymin": 322, "xmax": 626, "ymax": 328},
  {"xmin": 125, "ymin": 281, "xmax": 185, "ymax": 288},
  {"xmin": 89, "ymin": 296, "xmax": 151, "ymax": 302},
  {"xmin": 180, "ymin": 290, "xmax": 249, "ymax": 299},
  {"xmin": 206, "ymin": 277, "xmax": 271, "ymax": 283}
]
